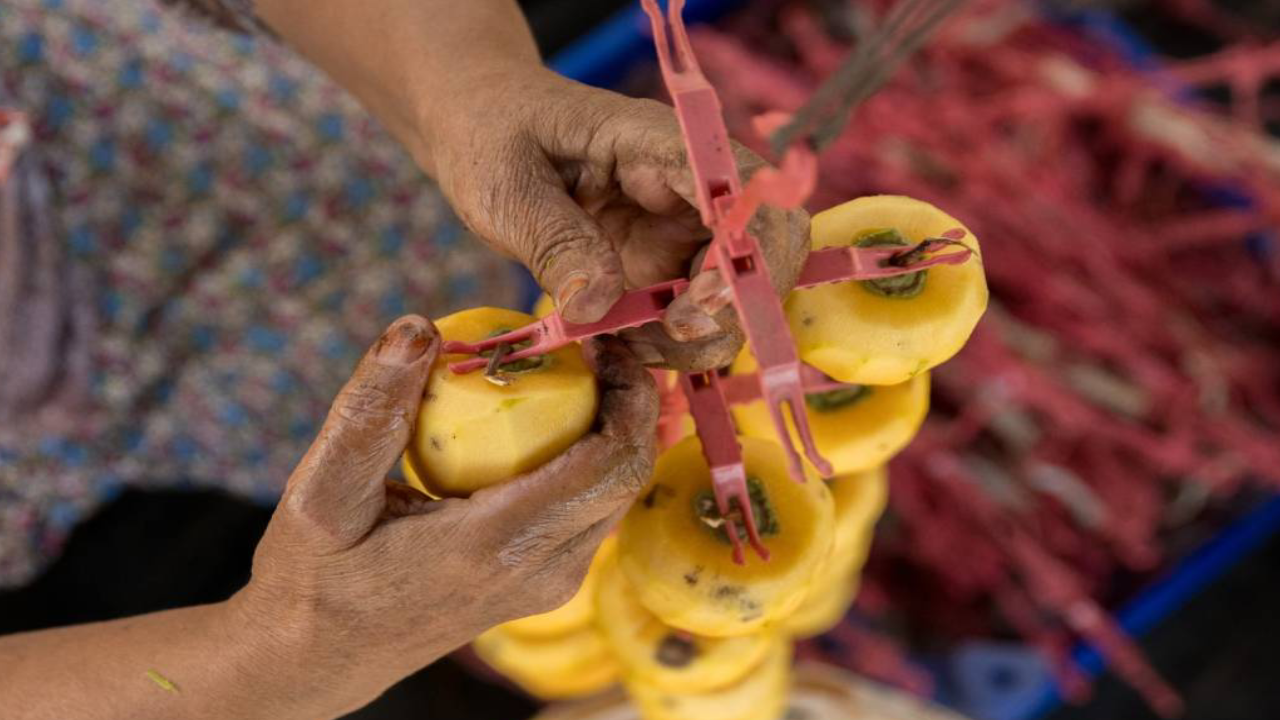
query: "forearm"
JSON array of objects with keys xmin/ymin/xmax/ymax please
[
  {"xmin": 254, "ymin": 0, "xmax": 546, "ymax": 175},
  {"xmin": 0, "ymin": 592, "xmax": 360, "ymax": 720}
]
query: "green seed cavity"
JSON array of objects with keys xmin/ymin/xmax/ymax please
[
  {"xmin": 805, "ymin": 385, "xmax": 872, "ymax": 412},
  {"xmin": 481, "ymin": 327, "xmax": 549, "ymax": 373},
  {"xmin": 855, "ymin": 228, "xmax": 927, "ymax": 299},
  {"xmin": 694, "ymin": 477, "xmax": 780, "ymax": 545}
]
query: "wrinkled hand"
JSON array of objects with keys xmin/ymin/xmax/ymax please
[
  {"xmin": 427, "ymin": 70, "xmax": 810, "ymax": 371},
  {"xmin": 235, "ymin": 315, "xmax": 657, "ymax": 714}
]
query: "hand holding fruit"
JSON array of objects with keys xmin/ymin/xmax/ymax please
[
  {"xmin": 428, "ymin": 70, "xmax": 811, "ymax": 371},
  {"xmin": 233, "ymin": 316, "xmax": 658, "ymax": 717}
]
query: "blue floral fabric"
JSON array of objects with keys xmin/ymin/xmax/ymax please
[{"xmin": 0, "ymin": 0, "xmax": 518, "ymax": 586}]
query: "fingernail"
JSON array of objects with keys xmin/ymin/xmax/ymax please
[
  {"xmin": 669, "ymin": 311, "xmax": 721, "ymax": 342},
  {"xmin": 556, "ymin": 272, "xmax": 591, "ymax": 316},
  {"xmin": 376, "ymin": 318, "xmax": 432, "ymax": 365},
  {"xmin": 693, "ymin": 282, "xmax": 733, "ymax": 316}
]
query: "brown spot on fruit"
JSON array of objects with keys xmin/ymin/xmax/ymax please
[
  {"xmin": 643, "ymin": 487, "xmax": 659, "ymax": 509},
  {"xmin": 683, "ymin": 567, "xmax": 702, "ymax": 586},
  {"xmin": 654, "ymin": 633, "xmax": 698, "ymax": 668},
  {"xmin": 713, "ymin": 585, "xmax": 744, "ymax": 600},
  {"xmin": 429, "ymin": 436, "xmax": 443, "ymax": 451}
]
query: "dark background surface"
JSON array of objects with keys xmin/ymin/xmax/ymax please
[{"xmin": 4, "ymin": 1, "xmax": 1280, "ymax": 719}]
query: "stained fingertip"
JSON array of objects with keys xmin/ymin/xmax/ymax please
[
  {"xmin": 662, "ymin": 301, "xmax": 723, "ymax": 342},
  {"xmin": 374, "ymin": 315, "xmax": 440, "ymax": 366},
  {"xmin": 649, "ymin": 326, "xmax": 743, "ymax": 373},
  {"xmin": 688, "ymin": 271, "xmax": 733, "ymax": 316},
  {"xmin": 559, "ymin": 270, "xmax": 625, "ymax": 325}
]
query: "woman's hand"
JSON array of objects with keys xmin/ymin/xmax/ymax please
[
  {"xmin": 0, "ymin": 316, "xmax": 658, "ymax": 720},
  {"xmin": 235, "ymin": 315, "xmax": 658, "ymax": 713},
  {"xmin": 426, "ymin": 71, "xmax": 811, "ymax": 371},
  {"xmin": 254, "ymin": 0, "xmax": 810, "ymax": 372}
]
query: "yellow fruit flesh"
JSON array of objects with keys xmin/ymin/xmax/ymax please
[
  {"xmin": 789, "ymin": 195, "xmax": 988, "ymax": 386},
  {"xmin": 406, "ymin": 307, "xmax": 598, "ymax": 497},
  {"xmin": 533, "ymin": 293, "xmax": 556, "ymax": 319},
  {"xmin": 829, "ymin": 466, "xmax": 890, "ymax": 562},
  {"xmin": 502, "ymin": 537, "xmax": 616, "ymax": 640},
  {"xmin": 474, "ymin": 624, "xmax": 618, "ymax": 700},
  {"xmin": 731, "ymin": 350, "xmax": 930, "ymax": 475},
  {"xmin": 618, "ymin": 436, "xmax": 835, "ymax": 637},
  {"xmin": 783, "ymin": 468, "xmax": 888, "ymax": 638},
  {"xmin": 783, "ymin": 564, "xmax": 860, "ymax": 639},
  {"xmin": 626, "ymin": 637, "xmax": 792, "ymax": 720},
  {"xmin": 596, "ymin": 554, "xmax": 773, "ymax": 693},
  {"xmin": 399, "ymin": 454, "xmax": 439, "ymax": 499}
]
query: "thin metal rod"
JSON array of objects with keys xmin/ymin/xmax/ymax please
[{"xmin": 771, "ymin": 0, "xmax": 969, "ymax": 154}]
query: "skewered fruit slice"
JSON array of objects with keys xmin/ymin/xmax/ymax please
[
  {"xmin": 625, "ymin": 636, "xmax": 792, "ymax": 720},
  {"xmin": 474, "ymin": 623, "xmax": 618, "ymax": 701},
  {"xmin": 618, "ymin": 436, "xmax": 835, "ymax": 637},
  {"xmin": 502, "ymin": 537, "xmax": 616, "ymax": 640},
  {"xmin": 789, "ymin": 195, "xmax": 987, "ymax": 386},
  {"xmin": 783, "ymin": 564, "xmax": 860, "ymax": 639},
  {"xmin": 596, "ymin": 552, "xmax": 773, "ymax": 693},
  {"xmin": 731, "ymin": 350, "xmax": 929, "ymax": 475},
  {"xmin": 405, "ymin": 307, "xmax": 598, "ymax": 497},
  {"xmin": 784, "ymin": 467, "xmax": 888, "ymax": 637},
  {"xmin": 829, "ymin": 466, "xmax": 890, "ymax": 564}
]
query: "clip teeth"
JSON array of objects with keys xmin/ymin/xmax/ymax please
[{"xmin": 716, "ymin": 487, "xmax": 771, "ymax": 565}]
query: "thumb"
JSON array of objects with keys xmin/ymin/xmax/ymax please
[
  {"xmin": 281, "ymin": 315, "xmax": 439, "ymax": 549},
  {"xmin": 494, "ymin": 165, "xmax": 625, "ymax": 325}
]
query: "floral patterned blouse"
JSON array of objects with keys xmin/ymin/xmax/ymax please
[{"xmin": 0, "ymin": 0, "xmax": 518, "ymax": 587}]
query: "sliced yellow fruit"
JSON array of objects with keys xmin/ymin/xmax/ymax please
[
  {"xmin": 596, "ymin": 552, "xmax": 773, "ymax": 693},
  {"xmin": 501, "ymin": 536, "xmax": 616, "ymax": 640},
  {"xmin": 784, "ymin": 467, "xmax": 888, "ymax": 638},
  {"xmin": 625, "ymin": 636, "xmax": 792, "ymax": 720},
  {"xmin": 789, "ymin": 195, "xmax": 987, "ymax": 386},
  {"xmin": 783, "ymin": 564, "xmax": 860, "ymax": 639},
  {"xmin": 474, "ymin": 623, "xmax": 618, "ymax": 701},
  {"xmin": 399, "ymin": 453, "xmax": 439, "ymax": 499},
  {"xmin": 533, "ymin": 293, "xmax": 556, "ymax": 319},
  {"xmin": 618, "ymin": 436, "xmax": 835, "ymax": 637},
  {"xmin": 406, "ymin": 307, "xmax": 598, "ymax": 497},
  {"xmin": 731, "ymin": 349, "xmax": 929, "ymax": 475},
  {"xmin": 829, "ymin": 466, "xmax": 890, "ymax": 564}
]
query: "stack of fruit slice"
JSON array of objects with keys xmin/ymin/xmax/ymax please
[{"xmin": 407, "ymin": 195, "xmax": 985, "ymax": 719}]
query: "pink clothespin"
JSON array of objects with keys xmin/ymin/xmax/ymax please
[
  {"xmin": 797, "ymin": 228, "xmax": 973, "ymax": 288},
  {"xmin": 642, "ymin": 0, "xmax": 831, "ymax": 497}
]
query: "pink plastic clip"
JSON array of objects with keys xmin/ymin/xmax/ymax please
[
  {"xmin": 643, "ymin": 0, "xmax": 833, "ymax": 493},
  {"xmin": 443, "ymin": 279, "xmax": 688, "ymax": 373},
  {"xmin": 679, "ymin": 370, "xmax": 768, "ymax": 563},
  {"xmin": 441, "ymin": 1, "xmax": 980, "ymax": 563},
  {"xmin": 438, "ymin": 231, "xmax": 968, "ymax": 373},
  {"xmin": 719, "ymin": 363, "xmax": 851, "ymax": 406},
  {"xmin": 796, "ymin": 229, "xmax": 974, "ymax": 289}
]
